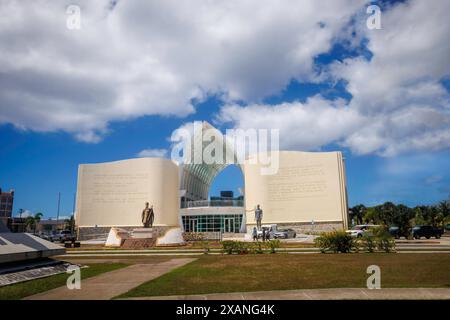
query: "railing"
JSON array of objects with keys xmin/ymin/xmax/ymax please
[{"xmin": 181, "ymin": 199, "xmax": 244, "ymax": 209}]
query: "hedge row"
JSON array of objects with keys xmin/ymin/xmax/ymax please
[
  {"xmin": 314, "ymin": 230, "xmax": 396, "ymax": 253},
  {"xmin": 221, "ymin": 240, "xmax": 281, "ymax": 254}
]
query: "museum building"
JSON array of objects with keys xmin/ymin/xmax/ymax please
[{"xmin": 75, "ymin": 122, "xmax": 348, "ymax": 240}]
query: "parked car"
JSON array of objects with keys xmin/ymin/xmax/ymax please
[
  {"xmin": 273, "ymin": 228, "xmax": 297, "ymax": 239},
  {"xmin": 39, "ymin": 232, "xmax": 53, "ymax": 241},
  {"xmin": 388, "ymin": 226, "xmax": 410, "ymax": 239},
  {"xmin": 257, "ymin": 224, "xmax": 277, "ymax": 239},
  {"xmin": 411, "ymin": 225, "xmax": 444, "ymax": 239},
  {"xmin": 50, "ymin": 230, "xmax": 76, "ymax": 243},
  {"xmin": 346, "ymin": 224, "xmax": 381, "ymax": 238}
]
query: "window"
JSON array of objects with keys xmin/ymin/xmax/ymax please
[{"xmin": 182, "ymin": 214, "xmax": 243, "ymax": 233}]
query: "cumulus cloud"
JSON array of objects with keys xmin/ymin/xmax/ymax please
[
  {"xmin": 218, "ymin": 96, "xmax": 362, "ymax": 151},
  {"xmin": 218, "ymin": 0, "xmax": 450, "ymax": 156},
  {"xmin": 0, "ymin": 0, "xmax": 362, "ymax": 142},
  {"xmin": 136, "ymin": 148, "xmax": 168, "ymax": 158}
]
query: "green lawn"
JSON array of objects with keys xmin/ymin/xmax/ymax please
[
  {"xmin": 120, "ymin": 253, "xmax": 450, "ymax": 298},
  {"xmin": 0, "ymin": 263, "xmax": 127, "ymax": 300}
]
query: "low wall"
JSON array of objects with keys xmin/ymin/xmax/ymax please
[
  {"xmin": 246, "ymin": 221, "xmax": 344, "ymax": 235},
  {"xmin": 77, "ymin": 226, "xmax": 170, "ymax": 241}
]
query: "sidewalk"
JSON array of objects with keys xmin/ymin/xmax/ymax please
[
  {"xmin": 25, "ymin": 258, "xmax": 195, "ymax": 300},
  {"xmin": 128, "ymin": 287, "xmax": 450, "ymax": 300}
]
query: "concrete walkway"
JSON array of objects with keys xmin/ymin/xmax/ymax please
[
  {"xmin": 25, "ymin": 258, "xmax": 196, "ymax": 300},
  {"xmin": 130, "ymin": 288, "xmax": 450, "ymax": 300}
]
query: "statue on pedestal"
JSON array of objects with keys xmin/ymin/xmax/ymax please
[
  {"xmin": 255, "ymin": 204, "xmax": 263, "ymax": 230},
  {"xmin": 245, "ymin": 204, "xmax": 263, "ymax": 231},
  {"xmin": 141, "ymin": 202, "xmax": 154, "ymax": 228}
]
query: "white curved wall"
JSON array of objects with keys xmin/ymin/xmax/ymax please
[
  {"xmin": 75, "ymin": 158, "xmax": 180, "ymax": 228},
  {"xmin": 244, "ymin": 151, "xmax": 348, "ymax": 228}
]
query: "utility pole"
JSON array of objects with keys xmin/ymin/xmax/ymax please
[
  {"xmin": 72, "ymin": 193, "xmax": 76, "ymax": 234},
  {"xmin": 56, "ymin": 192, "xmax": 61, "ymax": 231}
]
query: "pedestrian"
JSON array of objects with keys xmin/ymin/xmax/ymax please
[{"xmin": 252, "ymin": 226, "xmax": 258, "ymax": 242}]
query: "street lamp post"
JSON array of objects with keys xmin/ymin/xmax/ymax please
[{"xmin": 56, "ymin": 192, "xmax": 61, "ymax": 231}]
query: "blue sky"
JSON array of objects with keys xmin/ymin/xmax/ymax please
[{"xmin": 0, "ymin": 0, "xmax": 449, "ymax": 218}]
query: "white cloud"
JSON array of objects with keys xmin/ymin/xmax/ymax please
[
  {"xmin": 218, "ymin": 0, "xmax": 450, "ymax": 156},
  {"xmin": 0, "ymin": 0, "xmax": 363, "ymax": 142},
  {"xmin": 136, "ymin": 148, "xmax": 168, "ymax": 158},
  {"xmin": 218, "ymin": 96, "xmax": 362, "ymax": 151},
  {"xmin": 18, "ymin": 209, "xmax": 33, "ymax": 218},
  {"xmin": 2, "ymin": 0, "xmax": 449, "ymax": 157}
]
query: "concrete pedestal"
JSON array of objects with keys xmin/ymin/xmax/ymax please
[
  {"xmin": 105, "ymin": 227, "xmax": 130, "ymax": 247},
  {"xmin": 131, "ymin": 228, "xmax": 154, "ymax": 239},
  {"xmin": 156, "ymin": 227, "xmax": 185, "ymax": 246}
]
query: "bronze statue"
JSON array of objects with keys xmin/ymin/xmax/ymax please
[
  {"xmin": 141, "ymin": 202, "xmax": 154, "ymax": 228},
  {"xmin": 255, "ymin": 204, "xmax": 263, "ymax": 230},
  {"xmin": 245, "ymin": 204, "xmax": 263, "ymax": 231}
]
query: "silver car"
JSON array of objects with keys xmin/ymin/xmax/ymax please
[{"xmin": 273, "ymin": 229, "xmax": 296, "ymax": 239}]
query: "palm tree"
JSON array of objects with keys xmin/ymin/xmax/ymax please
[
  {"xmin": 24, "ymin": 212, "xmax": 44, "ymax": 234},
  {"xmin": 64, "ymin": 215, "xmax": 75, "ymax": 232},
  {"xmin": 34, "ymin": 212, "xmax": 43, "ymax": 231},
  {"xmin": 25, "ymin": 216, "xmax": 35, "ymax": 233}
]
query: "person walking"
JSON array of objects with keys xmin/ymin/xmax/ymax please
[{"xmin": 252, "ymin": 226, "xmax": 258, "ymax": 242}]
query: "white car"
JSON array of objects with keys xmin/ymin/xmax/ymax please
[
  {"xmin": 256, "ymin": 224, "xmax": 278, "ymax": 238},
  {"xmin": 346, "ymin": 224, "xmax": 380, "ymax": 238}
]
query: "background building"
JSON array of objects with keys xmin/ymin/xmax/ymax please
[
  {"xmin": 0, "ymin": 188, "xmax": 14, "ymax": 218},
  {"xmin": 35, "ymin": 219, "xmax": 67, "ymax": 234}
]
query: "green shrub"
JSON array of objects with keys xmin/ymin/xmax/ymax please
[
  {"xmin": 360, "ymin": 235, "xmax": 376, "ymax": 253},
  {"xmin": 315, "ymin": 231, "xmax": 356, "ymax": 253},
  {"xmin": 221, "ymin": 241, "xmax": 236, "ymax": 254},
  {"xmin": 221, "ymin": 241, "xmax": 280, "ymax": 254},
  {"xmin": 267, "ymin": 240, "xmax": 281, "ymax": 253},
  {"xmin": 254, "ymin": 242, "xmax": 264, "ymax": 254},
  {"xmin": 235, "ymin": 241, "xmax": 250, "ymax": 254},
  {"xmin": 374, "ymin": 228, "xmax": 396, "ymax": 253}
]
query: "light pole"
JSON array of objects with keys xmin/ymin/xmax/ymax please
[
  {"xmin": 72, "ymin": 193, "xmax": 76, "ymax": 234},
  {"xmin": 56, "ymin": 192, "xmax": 61, "ymax": 231}
]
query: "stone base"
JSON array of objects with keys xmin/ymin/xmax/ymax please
[
  {"xmin": 131, "ymin": 228, "xmax": 154, "ymax": 239},
  {"xmin": 156, "ymin": 227, "xmax": 185, "ymax": 246},
  {"xmin": 246, "ymin": 221, "xmax": 345, "ymax": 235},
  {"xmin": 121, "ymin": 238, "xmax": 156, "ymax": 249},
  {"xmin": 77, "ymin": 226, "xmax": 170, "ymax": 241},
  {"xmin": 105, "ymin": 227, "xmax": 130, "ymax": 247}
]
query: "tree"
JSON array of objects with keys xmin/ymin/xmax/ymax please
[
  {"xmin": 350, "ymin": 204, "xmax": 366, "ymax": 225},
  {"xmin": 392, "ymin": 204, "xmax": 414, "ymax": 236},
  {"xmin": 413, "ymin": 205, "xmax": 445, "ymax": 227},
  {"xmin": 368, "ymin": 202, "xmax": 397, "ymax": 226},
  {"xmin": 438, "ymin": 201, "xmax": 449, "ymax": 218},
  {"xmin": 65, "ymin": 215, "xmax": 75, "ymax": 232},
  {"xmin": 24, "ymin": 212, "xmax": 43, "ymax": 234}
]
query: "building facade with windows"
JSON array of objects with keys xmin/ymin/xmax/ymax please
[
  {"xmin": 75, "ymin": 122, "xmax": 348, "ymax": 239},
  {"xmin": 0, "ymin": 188, "xmax": 14, "ymax": 218}
]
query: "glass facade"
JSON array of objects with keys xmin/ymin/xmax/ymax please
[{"xmin": 182, "ymin": 214, "xmax": 243, "ymax": 233}]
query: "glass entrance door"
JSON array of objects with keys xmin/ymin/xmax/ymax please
[{"xmin": 224, "ymin": 218, "xmax": 235, "ymax": 233}]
